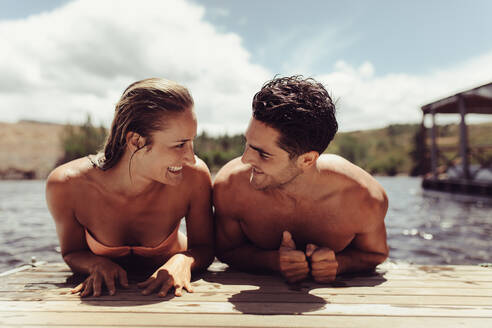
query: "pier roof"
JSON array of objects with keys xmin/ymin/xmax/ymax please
[{"xmin": 422, "ymin": 82, "xmax": 492, "ymax": 115}]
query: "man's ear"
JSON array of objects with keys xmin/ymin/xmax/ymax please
[
  {"xmin": 125, "ymin": 131, "xmax": 146, "ymax": 152},
  {"xmin": 296, "ymin": 151, "xmax": 319, "ymax": 170}
]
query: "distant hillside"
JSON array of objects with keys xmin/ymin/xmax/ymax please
[
  {"xmin": 193, "ymin": 122, "xmax": 492, "ymax": 176},
  {"xmin": 1, "ymin": 120, "xmax": 491, "ymax": 179},
  {"xmin": 329, "ymin": 122, "xmax": 492, "ymax": 176},
  {"xmin": 329, "ymin": 124, "xmax": 420, "ymax": 175},
  {"xmin": 0, "ymin": 121, "xmax": 64, "ymax": 179}
]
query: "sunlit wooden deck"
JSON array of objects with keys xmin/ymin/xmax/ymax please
[{"xmin": 1, "ymin": 260, "xmax": 491, "ymax": 327}]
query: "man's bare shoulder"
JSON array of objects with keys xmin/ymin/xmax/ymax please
[
  {"xmin": 317, "ymin": 154, "xmax": 388, "ymax": 226},
  {"xmin": 318, "ymin": 154, "xmax": 385, "ymax": 198}
]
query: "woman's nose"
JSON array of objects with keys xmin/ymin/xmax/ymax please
[{"xmin": 184, "ymin": 142, "xmax": 196, "ymax": 165}]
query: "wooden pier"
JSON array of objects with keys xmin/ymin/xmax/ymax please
[
  {"xmin": 420, "ymin": 82, "xmax": 492, "ymax": 197},
  {"xmin": 1, "ymin": 261, "xmax": 491, "ymax": 327}
]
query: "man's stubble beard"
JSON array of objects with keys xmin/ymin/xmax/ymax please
[{"xmin": 249, "ymin": 163, "xmax": 302, "ymax": 191}]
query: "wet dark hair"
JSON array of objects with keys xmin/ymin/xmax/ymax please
[
  {"xmin": 252, "ymin": 75, "xmax": 337, "ymax": 158},
  {"xmin": 92, "ymin": 78, "xmax": 194, "ymax": 170}
]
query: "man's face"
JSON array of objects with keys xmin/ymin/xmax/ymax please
[{"xmin": 241, "ymin": 118, "xmax": 301, "ymax": 190}]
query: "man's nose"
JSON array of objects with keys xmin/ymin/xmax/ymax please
[
  {"xmin": 183, "ymin": 142, "xmax": 196, "ymax": 165},
  {"xmin": 241, "ymin": 147, "xmax": 253, "ymax": 165}
]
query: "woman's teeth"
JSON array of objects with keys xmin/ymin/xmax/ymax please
[{"xmin": 168, "ymin": 166, "xmax": 183, "ymax": 172}]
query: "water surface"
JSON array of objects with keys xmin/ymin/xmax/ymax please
[{"xmin": 0, "ymin": 177, "xmax": 490, "ymax": 272}]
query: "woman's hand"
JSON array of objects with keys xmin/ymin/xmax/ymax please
[
  {"xmin": 137, "ymin": 253, "xmax": 194, "ymax": 297},
  {"xmin": 71, "ymin": 258, "xmax": 129, "ymax": 297}
]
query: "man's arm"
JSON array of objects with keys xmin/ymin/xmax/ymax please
[
  {"xmin": 214, "ymin": 180, "xmax": 309, "ymax": 282},
  {"xmin": 308, "ymin": 221, "xmax": 388, "ymax": 282},
  {"xmin": 214, "ymin": 196, "xmax": 280, "ymax": 273},
  {"xmin": 335, "ymin": 220, "xmax": 389, "ymax": 275},
  {"xmin": 215, "ymin": 209, "xmax": 312, "ymax": 282},
  {"xmin": 308, "ymin": 191, "xmax": 389, "ymax": 282}
]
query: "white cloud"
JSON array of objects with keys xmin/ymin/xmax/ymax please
[
  {"xmin": 0, "ymin": 0, "xmax": 270, "ymax": 134},
  {"xmin": 0, "ymin": 0, "xmax": 491, "ymax": 136},
  {"xmin": 317, "ymin": 52, "xmax": 492, "ymax": 131}
]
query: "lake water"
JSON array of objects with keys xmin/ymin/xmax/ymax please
[{"xmin": 0, "ymin": 177, "xmax": 491, "ymax": 273}]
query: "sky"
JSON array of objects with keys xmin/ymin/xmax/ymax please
[{"xmin": 0, "ymin": 0, "xmax": 491, "ymax": 134}]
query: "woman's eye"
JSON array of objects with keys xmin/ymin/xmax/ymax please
[
  {"xmin": 176, "ymin": 143, "xmax": 185, "ymax": 148},
  {"xmin": 260, "ymin": 153, "xmax": 269, "ymax": 160}
]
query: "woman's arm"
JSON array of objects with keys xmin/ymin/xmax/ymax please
[
  {"xmin": 181, "ymin": 158, "xmax": 215, "ymax": 270},
  {"xmin": 46, "ymin": 166, "xmax": 128, "ymax": 296},
  {"xmin": 137, "ymin": 158, "xmax": 214, "ymax": 297}
]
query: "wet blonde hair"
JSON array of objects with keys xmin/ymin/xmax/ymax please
[{"xmin": 92, "ymin": 78, "xmax": 194, "ymax": 170}]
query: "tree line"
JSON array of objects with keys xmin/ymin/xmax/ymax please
[{"xmin": 57, "ymin": 116, "xmax": 492, "ymax": 176}]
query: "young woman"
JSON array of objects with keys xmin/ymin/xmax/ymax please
[{"xmin": 46, "ymin": 78, "xmax": 214, "ymax": 298}]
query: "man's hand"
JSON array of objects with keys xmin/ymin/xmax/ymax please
[
  {"xmin": 137, "ymin": 253, "xmax": 194, "ymax": 297},
  {"xmin": 71, "ymin": 258, "xmax": 129, "ymax": 297},
  {"xmin": 278, "ymin": 231, "xmax": 309, "ymax": 283},
  {"xmin": 306, "ymin": 243, "xmax": 338, "ymax": 283}
]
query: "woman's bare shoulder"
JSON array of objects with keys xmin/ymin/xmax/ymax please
[
  {"xmin": 46, "ymin": 157, "xmax": 96, "ymax": 191},
  {"xmin": 45, "ymin": 157, "xmax": 98, "ymax": 221},
  {"xmin": 213, "ymin": 157, "xmax": 249, "ymax": 187},
  {"xmin": 183, "ymin": 155, "xmax": 212, "ymax": 184}
]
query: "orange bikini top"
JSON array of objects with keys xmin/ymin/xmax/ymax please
[{"xmin": 85, "ymin": 224, "xmax": 180, "ymax": 258}]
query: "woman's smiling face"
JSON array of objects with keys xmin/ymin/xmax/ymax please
[{"xmin": 133, "ymin": 107, "xmax": 197, "ymax": 186}]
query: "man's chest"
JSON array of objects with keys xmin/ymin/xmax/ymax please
[{"xmin": 237, "ymin": 200, "xmax": 356, "ymax": 252}]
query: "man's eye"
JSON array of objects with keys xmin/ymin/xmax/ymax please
[
  {"xmin": 176, "ymin": 143, "xmax": 185, "ymax": 148},
  {"xmin": 260, "ymin": 153, "xmax": 269, "ymax": 159}
]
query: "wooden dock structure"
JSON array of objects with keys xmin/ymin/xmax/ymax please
[
  {"xmin": 1, "ymin": 261, "xmax": 491, "ymax": 327},
  {"xmin": 420, "ymin": 82, "xmax": 492, "ymax": 197}
]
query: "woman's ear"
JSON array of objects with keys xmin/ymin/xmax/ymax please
[
  {"xmin": 125, "ymin": 131, "xmax": 146, "ymax": 152},
  {"xmin": 296, "ymin": 151, "xmax": 319, "ymax": 170}
]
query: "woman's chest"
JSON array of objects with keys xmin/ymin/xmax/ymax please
[{"xmin": 75, "ymin": 189, "xmax": 189, "ymax": 246}]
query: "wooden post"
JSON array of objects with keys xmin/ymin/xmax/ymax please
[
  {"xmin": 421, "ymin": 113, "xmax": 428, "ymax": 175},
  {"xmin": 458, "ymin": 96, "xmax": 470, "ymax": 180},
  {"xmin": 431, "ymin": 109, "xmax": 438, "ymax": 180}
]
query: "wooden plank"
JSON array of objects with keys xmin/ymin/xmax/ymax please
[
  {"xmin": 378, "ymin": 263, "xmax": 491, "ymax": 271},
  {"xmin": 22, "ymin": 262, "xmax": 492, "ymax": 274},
  {"xmin": 200, "ymin": 273, "xmax": 492, "ymax": 283},
  {"xmin": 9, "ymin": 269, "xmax": 492, "ymax": 282},
  {"xmin": 2, "ymin": 286, "xmax": 492, "ymax": 304},
  {"xmin": 4, "ymin": 272, "xmax": 492, "ymax": 289},
  {"xmin": 1, "ymin": 300, "xmax": 492, "ymax": 317},
  {"xmin": 1, "ymin": 262, "xmax": 492, "ymax": 328},
  {"xmin": 1, "ymin": 312, "xmax": 491, "ymax": 328},
  {"xmin": 1, "ymin": 282, "xmax": 492, "ymax": 298},
  {"xmin": 4, "ymin": 270, "xmax": 492, "ymax": 288},
  {"xmin": 200, "ymin": 279, "xmax": 492, "ymax": 289},
  {"xmin": 0, "ymin": 290, "xmax": 490, "ymax": 306}
]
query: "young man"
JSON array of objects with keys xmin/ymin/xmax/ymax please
[{"xmin": 213, "ymin": 76, "xmax": 389, "ymax": 283}]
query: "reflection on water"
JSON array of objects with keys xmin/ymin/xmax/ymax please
[
  {"xmin": 377, "ymin": 176, "xmax": 492, "ymax": 265},
  {"xmin": 0, "ymin": 177, "xmax": 491, "ymax": 272},
  {"xmin": 0, "ymin": 180, "xmax": 59, "ymax": 272}
]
